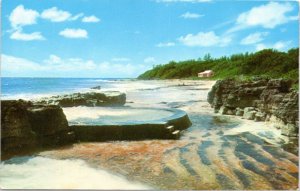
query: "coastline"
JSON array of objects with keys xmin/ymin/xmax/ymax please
[
  {"xmin": 2, "ymin": 78, "xmax": 296, "ymax": 154},
  {"xmin": 39, "ymin": 79, "xmax": 298, "ymax": 189},
  {"xmin": 1, "ymin": 79, "xmax": 298, "ymax": 189},
  {"xmin": 1, "ymin": 78, "xmax": 297, "ymax": 154}
]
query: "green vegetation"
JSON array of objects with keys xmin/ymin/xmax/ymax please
[{"xmin": 138, "ymin": 48, "xmax": 299, "ymax": 85}]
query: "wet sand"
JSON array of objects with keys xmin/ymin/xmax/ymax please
[{"xmin": 38, "ymin": 80, "xmax": 298, "ymax": 190}]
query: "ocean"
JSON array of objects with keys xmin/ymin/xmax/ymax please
[{"xmin": 1, "ymin": 77, "xmax": 130, "ymax": 100}]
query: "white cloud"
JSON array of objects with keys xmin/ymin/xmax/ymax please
[
  {"xmin": 44, "ymin": 54, "xmax": 62, "ymax": 64},
  {"xmin": 2, "ymin": 54, "xmax": 45, "ymax": 72},
  {"xmin": 10, "ymin": 29, "xmax": 45, "ymax": 41},
  {"xmin": 255, "ymin": 41, "xmax": 292, "ymax": 51},
  {"xmin": 181, "ymin": 12, "xmax": 203, "ymax": 19},
  {"xmin": 45, "ymin": 56, "xmax": 97, "ymax": 71},
  {"xmin": 98, "ymin": 63, "xmax": 146, "ymax": 77},
  {"xmin": 111, "ymin": 58, "xmax": 131, "ymax": 62},
  {"xmin": 289, "ymin": 15, "xmax": 299, "ymax": 21},
  {"xmin": 144, "ymin": 57, "xmax": 156, "ymax": 63},
  {"xmin": 41, "ymin": 7, "xmax": 72, "ymax": 22},
  {"xmin": 59, "ymin": 28, "xmax": 88, "ymax": 38},
  {"xmin": 9, "ymin": 5, "xmax": 39, "ymax": 28},
  {"xmin": 229, "ymin": 2, "xmax": 297, "ymax": 33},
  {"xmin": 82, "ymin": 15, "xmax": 100, "ymax": 23},
  {"xmin": 8, "ymin": 5, "xmax": 44, "ymax": 41},
  {"xmin": 96, "ymin": 62, "xmax": 151, "ymax": 77},
  {"xmin": 156, "ymin": 42, "xmax": 175, "ymax": 47},
  {"xmin": 273, "ymin": 41, "xmax": 290, "ymax": 50},
  {"xmin": 255, "ymin": 43, "xmax": 267, "ymax": 51},
  {"xmin": 70, "ymin": 13, "xmax": 84, "ymax": 21},
  {"xmin": 2, "ymin": 54, "xmax": 151, "ymax": 78},
  {"xmin": 178, "ymin": 31, "xmax": 231, "ymax": 47},
  {"xmin": 40, "ymin": 7, "xmax": 83, "ymax": 22},
  {"xmin": 240, "ymin": 32, "xmax": 268, "ymax": 45},
  {"xmin": 157, "ymin": 0, "xmax": 211, "ymax": 3},
  {"xmin": 39, "ymin": 55, "xmax": 97, "ymax": 71}
]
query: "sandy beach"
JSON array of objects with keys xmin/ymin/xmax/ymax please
[{"xmin": 28, "ymin": 79, "xmax": 298, "ymax": 190}]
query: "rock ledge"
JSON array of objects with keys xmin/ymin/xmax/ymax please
[
  {"xmin": 208, "ymin": 79, "xmax": 298, "ymax": 137},
  {"xmin": 35, "ymin": 91, "xmax": 126, "ymax": 107},
  {"xmin": 1, "ymin": 100, "xmax": 75, "ymax": 160}
]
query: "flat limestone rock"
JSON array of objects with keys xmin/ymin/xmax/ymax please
[{"xmin": 35, "ymin": 91, "xmax": 126, "ymax": 107}]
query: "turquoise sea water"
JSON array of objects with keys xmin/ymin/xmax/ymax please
[{"xmin": 1, "ymin": 77, "xmax": 128, "ymax": 99}]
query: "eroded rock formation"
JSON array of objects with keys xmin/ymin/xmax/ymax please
[
  {"xmin": 1, "ymin": 100, "xmax": 75, "ymax": 160},
  {"xmin": 208, "ymin": 79, "xmax": 299, "ymax": 137},
  {"xmin": 35, "ymin": 91, "xmax": 126, "ymax": 107}
]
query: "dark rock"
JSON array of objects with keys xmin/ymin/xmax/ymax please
[
  {"xmin": 255, "ymin": 111, "xmax": 266, "ymax": 122},
  {"xmin": 91, "ymin": 85, "xmax": 101, "ymax": 90},
  {"xmin": 208, "ymin": 79, "xmax": 298, "ymax": 136},
  {"xmin": 219, "ymin": 106, "xmax": 228, "ymax": 115},
  {"xmin": 266, "ymin": 79, "xmax": 292, "ymax": 93},
  {"xmin": 281, "ymin": 124, "xmax": 298, "ymax": 137},
  {"xmin": 28, "ymin": 105, "xmax": 75, "ymax": 146},
  {"xmin": 1, "ymin": 100, "xmax": 75, "ymax": 160},
  {"xmin": 1, "ymin": 100, "xmax": 37, "ymax": 157},
  {"xmin": 35, "ymin": 91, "xmax": 126, "ymax": 107},
  {"xmin": 226, "ymin": 108, "xmax": 236, "ymax": 115},
  {"xmin": 243, "ymin": 107, "xmax": 256, "ymax": 120},
  {"xmin": 235, "ymin": 108, "xmax": 244, "ymax": 116}
]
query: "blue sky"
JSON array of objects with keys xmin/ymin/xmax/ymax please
[{"xmin": 2, "ymin": 0, "xmax": 299, "ymax": 78}]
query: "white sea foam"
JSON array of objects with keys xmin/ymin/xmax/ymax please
[
  {"xmin": 2, "ymin": 88, "xmax": 108, "ymax": 101},
  {"xmin": 99, "ymin": 80, "xmax": 171, "ymax": 93},
  {"xmin": 1, "ymin": 93, "xmax": 56, "ymax": 101},
  {"xmin": 0, "ymin": 157, "xmax": 151, "ymax": 189}
]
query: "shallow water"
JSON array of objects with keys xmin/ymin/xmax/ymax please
[
  {"xmin": 63, "ymin": 106, "xmax": 174, "ymax": 125},
  {"xmin": 1, "ymin": 79, "xmax": 298, "ymax": 189}
]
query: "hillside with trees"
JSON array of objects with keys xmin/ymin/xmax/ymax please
[{"xmin": 138, "ymin": 48, "xmax": 299, "ymax": 84}]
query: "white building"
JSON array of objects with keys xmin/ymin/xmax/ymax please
[{"xmin": 198, "ymin": 70, "xmax": 214, "ymax": 78}]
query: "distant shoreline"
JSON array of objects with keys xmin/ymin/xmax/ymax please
[{"xmin": 137, "ymin": 48, "xmax": 299, "ymax": 87}]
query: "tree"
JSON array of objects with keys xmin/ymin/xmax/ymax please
[{"xmin": 203, "ymin": 53, "xmax": 212, "ymax": 61}]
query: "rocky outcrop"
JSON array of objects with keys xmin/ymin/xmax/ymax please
[
  {"xmin": 91, "ymin": 85, "xmax": 101, "ymax": 90},
  {"xmin": 35, "ymin": 91, "xmax": 126, "ymax": 107},
  {"xmin": 208, "ymin": 79, "xmax": 298, "ymax": 137},
  {"xmin": 1, "ymin": 100, "xmax": 75, "ymax": 160}
]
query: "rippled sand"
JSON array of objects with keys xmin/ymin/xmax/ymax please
[
  {"xmin": 2, "ymin": 80, "xmax": 298, "ymax": 189},
  {"xmin": 39, "ymin": 80, "xmax": 298, "ymax": 190}
]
